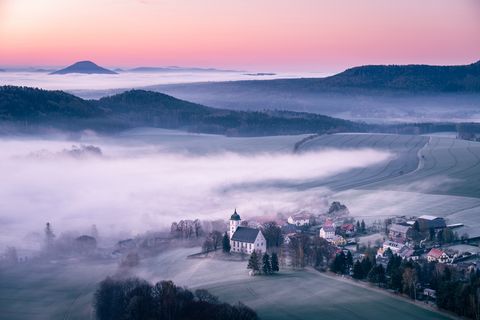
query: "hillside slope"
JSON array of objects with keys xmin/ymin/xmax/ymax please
[
  {"xmin": 146, "ymin": 61, "xmax": 480, "ymax": 122},
  {"xmin": 0, "ymin": 86, "xmax": 363, "ymax": 135}
]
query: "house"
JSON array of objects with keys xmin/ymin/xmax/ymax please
[
  {"xmin": 388, "ymin": 224, "xmax": 412, "ymax": 241},
  {"xmin": 331, "ymin": 235, "xmax": 347, "ymax": 246},
  {"xmin": 398, "ymin": 247, "xmax": 417, "ymax": 260},
  {"xmin": 376, "ymin": 241, "xmax": 406, "ymax": 257},
  {"xmin": 287, "ymin": 213, "xmax": 311, "ymax": 226},
  {"xmin": 340, "ymin": 223, "xmax": 355, "ymax": 236},
  {"xmin": 416, "ymin": 215, "xmax": 446, "ymax": 232},
  {"xmin": 283, "ymin": 233, "xmax": 296, "ymax": 245},
  {"xmin": 423, "ymin": 288, "xmax": 436, "ymax": 300},
  {"xmin": 320, "ymin": 226, "xmax": 335, "ymax": 241},
  {"xmin": 427, "ymin": 248, "xmax": 450, "ymax": 263},
  {"xmin": 229, "ymin": 209, "xmax": 266, "ymax": 254}
]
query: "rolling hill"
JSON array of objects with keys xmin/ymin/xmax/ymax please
[
  {"xmin": 0, "ymin": 86, "xmax": 363, "ymax": 135},
  {"xmin": 145, "ymin": 61, "xmax": 480, "ymax": 123},
  {"xmin": 2, "ymin": 85, "xmax": 479, "ymax": 136},
  {"xmin": 50, "ymin": 61, "xmax": 117, "ymax": 75}
]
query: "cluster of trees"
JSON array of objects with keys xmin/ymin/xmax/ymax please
[
  {"xmin": 261, "ymin": 222, "xmax": 283, "ymax": 248},
  {"xmin": 170, "ymin": 219, "xmax": 203, "ymax": 239},
  {"xmin": 327, "ymin": 201, "xmax": 349, "ymax": 216},
  {"xmin": 247, "ymin": 251, "xmax": 279, "ymax": 275},
  {"xmin": 333, "ymin": 249, "xmax": 480, "ymax": 320},
  {"xmin": 355, "ymin": 220, "xmax": 366, "ymax": 234},
  {"xmin": 202, "ymin": 231, "xmax": 223, "ymax": 253},
  {"xmin": 330, "ymin": 250, "xmax": 353, "ymax": 274},
  {"xmin": 288, "ymin": 234, "xmax": 337, "ymax": 269},
  {"xmin": 94, "ymin": 277, "xmax": 258, "ymax": 320},
  {"xmin": 41, "ymin": 222, "xmax": 99, "ymax": 257}
]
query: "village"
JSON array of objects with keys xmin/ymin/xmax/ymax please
[
  {"xmin": 2, "ymin": 202, "xmax": 480, "ymax": 319},
  {"xmin": 193, "ymin": 202, "xmax": 480, "ymax": 311}
]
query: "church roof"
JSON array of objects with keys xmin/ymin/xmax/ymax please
[
  {"xmin": 231, "ymin": 227, "xmax": 259, "ymax": 243},
  {"xmin": 230, "ymin": 209, "xmax": 241, "ymax": 221}
]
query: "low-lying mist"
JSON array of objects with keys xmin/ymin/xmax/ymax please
[{"xmin": 0, "ymin": 134, "xmax": 390, "ymax": 252}]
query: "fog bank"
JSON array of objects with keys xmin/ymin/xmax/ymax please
[{"xmin": 0, "ymin": 136, "xmax": 390, "ymax": 251}]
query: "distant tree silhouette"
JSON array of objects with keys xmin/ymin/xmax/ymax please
[{"xmin": 44, "ymin": 222, "xmax": 55, "ymax": 250}]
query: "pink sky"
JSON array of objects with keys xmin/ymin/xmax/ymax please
[{"xmin": 0, "ymin": 0, "xmax": 479, "ymax": 72}]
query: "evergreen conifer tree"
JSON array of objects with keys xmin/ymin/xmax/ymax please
[
  {"xmin": 247, "ymin": 250, "xmax": 260, "ymax": 273},
  {"xmin": 271, "ymin": 252, "xmax": 279, "ymax": 273},
  {"xmin": 222, "ymin": 232, "xmax": 231, "ymax": 253},
  {"xmin": 352, "ymin": 260, "xmax": 364, "ymax": 279},
  {"xmin": 262, "ymin": 253, "xmax": 272, "ymax": 274}
]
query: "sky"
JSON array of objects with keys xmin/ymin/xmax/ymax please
[{"xmin": 0, "ymin": 0, "xmax": 479, "ymax": 72}]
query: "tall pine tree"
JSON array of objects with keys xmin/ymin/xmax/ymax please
[
  {"xmin": 222, "ymin": 232, "xmax": 231, "ymax": 253},
  {"xmin": 262, "ymin": 253, "xmax": 272, "ymax": 275},
  {"xmin": 271, "ymin": 252, "xmax": 279, "ymax": 273},
  {"xmin": 352, "ymin": 260, "xmax": 364, "ymax": 279},
  {"xmin": 247, "ymin": 250, "xmax": 260, "ymax": 274}
]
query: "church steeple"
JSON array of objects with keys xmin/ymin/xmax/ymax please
[
  {"xmin": 230, "ymin": 208, "xmax": 241, "ymax": 221},
  {"xmin": 229, "ymin": 208, "xmax": 241, "ymax": 239}
]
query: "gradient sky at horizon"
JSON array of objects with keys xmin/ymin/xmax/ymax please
[{"xmin": 0, "ymin": 0, "xmax": 479, "ymax": 72}]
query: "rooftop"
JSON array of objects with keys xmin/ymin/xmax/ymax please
[
  {"xmin": 389, "ymin": 224, "xmax": 411, "ymax": 233},
  {"xmin": 428, "ymin": 248, "xmax": 446, "ymax": 259},
  {"xmin": 322, "ymin": 226, "xmax": 335, "ymax": 233},
  {"xmin": 418, "ymin": 215, "xmax": 441, "ymax": 221},
  {"xmin": 231, "ymin": 226, "xmax": 259, "ymax": 243}
]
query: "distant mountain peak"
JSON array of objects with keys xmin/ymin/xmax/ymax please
[{"xmin": 50, "ymin": 61, "xmax": 117, "ymax": 75}]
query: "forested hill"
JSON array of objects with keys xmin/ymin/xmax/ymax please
[
  {"xmin": 325, "ymin": 60, "xmax": 480, "ymax": 92},
  {"xmin": 0, "ymin": 86, "xmax": 364, "ymax": 135},
  {"xmin": 155, "ymin": 60, "xmax": 480, "ymax": 94}
]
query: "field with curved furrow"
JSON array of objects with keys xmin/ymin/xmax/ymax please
[
  {"xmin": 364, "ymin": 136, "xmax": 480, "ymax": 198},
  {"xmin": 298, "ymin": 133, "xmax": 480, "ymax": 234},
  {"xmin": 299, "ymin": 133, "xmax": 480, "ymax": 198},
  {"xmin": 298, "ymin": 134, "xmax": 428, "ymax": 192}
]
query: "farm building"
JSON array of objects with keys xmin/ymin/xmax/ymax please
[
  {"xmin": 415, "ymin": 215, "xmax": 446, "ymax": 232},
  {"xmin": 229, "ymin": 209, "xmax": 266, "ymax": 254},
  {"xmin": 388, "ymin": 224, "xmax": 412, "ymax": 241}
]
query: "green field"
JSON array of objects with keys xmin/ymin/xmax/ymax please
[{"xmin": 0, "ymin": 248, "xmax": 452, "ymax": 320}]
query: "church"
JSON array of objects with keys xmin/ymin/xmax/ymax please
[{"xmin": 229, "ymin": 209, "xmax": 266, "ymax": 254}]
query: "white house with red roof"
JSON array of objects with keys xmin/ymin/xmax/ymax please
[{"xmin": 427, "ymin": 248, "xmax": 450, "ymax": 263}]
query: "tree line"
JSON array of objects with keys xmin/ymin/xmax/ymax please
[
  {"xmin": 331, "ymin": 249, "xmax": 480, "ymax": 320},
  {"xmin": 94, "ymin": 277, "xmax": 259, "ymax": 320},
  {"xmin": 247, "ymin": 251, "xmax": 279, "ymax": 275}
]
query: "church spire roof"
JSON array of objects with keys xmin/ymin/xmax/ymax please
[{"xmin": 230, "ymin": 208, "xmax": 241, "ymax": 221}]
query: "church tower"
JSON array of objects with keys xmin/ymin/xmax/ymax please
[{"xmin": 229, "ymin": 209, "xmax": 241, "ymax": 239}]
